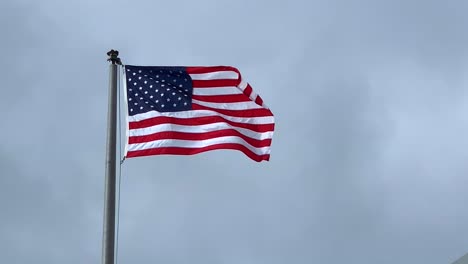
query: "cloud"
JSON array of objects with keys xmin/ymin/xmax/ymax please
[{"xmin": 1, "ymin": 0, "xmax": 468, "ymax": 263}]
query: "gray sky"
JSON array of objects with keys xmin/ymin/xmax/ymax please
[{"xmin": 1, "ymin": 0, "xmax": 468, "ymax": 263}]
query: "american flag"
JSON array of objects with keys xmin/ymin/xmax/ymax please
[{"xmin": 123, "ymin": 65, "xmax": 275, "ymax": 162}]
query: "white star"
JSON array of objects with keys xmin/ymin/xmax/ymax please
[
  {"xmin": 150, "ymin": 85, "xmax": 153, "ymax": 88},
  {"xmin": 134, "ymin": 102, "xmax": 138, "ymax": 105},
  {"xmin": 138, "ymin": 77, "xmax": 142, "ymax": 80},
  {"xmin": 166, "ymin": 88, "xmax": 170, "ymax": 91},
  {"xmin": 173, "ymin": 79, "xmax": 176, "ymax": 82},
  {"xmin": 179, "ymin": 84, "xmax": 183, "ymax": 87},
  {"xmin": 144, "ymin": 75, "xmax": 147, "ymax": 77},
  {"xmin": 134, "ymin": 82, "xmax": 137, "ymax": 86},
  {"xmin": 140, "ymin": 97, "xmax": 143, "ymax": 100},
  {"xmin": 156, "ymin": 81, "xmax": 159, "ymax": 83},
  {"xmin": 184, "ymin": 89, "xmax": 188, "ymax": 92},
  {"xmin": 128, "ymin": 78, "xmax": 131, "ymax": 81},
  {"xmin": 167, "ymin": 98, "xmax": 170, "ymax": 102},
  {"xmin": 144, "ymin": 91, "xmax": 148, "ymax": 94},
  {"xmin": 138, "ymin": 70, "xmax": 142, "ymax": 73},
  {"xmin": 172, "ymin": 92, "xmax": 176, "ymax": 95},
  {"xmin": 133, "ymin": 72, "xmax": 136, "ymax": 75},
  {"xmin": 161, "ymin": 84, "xmax": 165, "ymax": 87},
  {"xmin": 129, "ymin": 98, "xmax": 132, "ymax": 101},
  {"xmin": 139, "ymin": 87, "xmax": 142, "ymax": 90},
  {"xmin": 173, "ymin": 103, "xmax": 177, "ymax": 107},
  {"xmin": 184, "ymin": 78, "xmax": 188, "ymax": 82},
  {"xmin": 156, "ymin": 100, "xmax": 159, "ymax": 103},
  {"xmin": 127, "ymin": 69, "xmax": 130, "ymax": 72},
  {"xmin": 150, "ymin": 105, "xmax": 154, "ymax": 108},
  {"xmin": 161, "ymin": 93, "xmax": 164, "ymax": 97},
  {"xmin": 156, "ymin": 75, "xmax": 159, "ymax": 78},
  {"xmin": 162, "ymin": 80, "xmax": 165, "ymax": 83},
  {"xmin": 161, "ymin": 104, "xmax": 165, "ymax": 108},
  {"xmin": 169, "ymin": 71, "xmax": 173, "ymax": 74},
  {"xmin": 178, "ymin": 97, "xmax": 181, "ymax": 100},
  {"xmin": 155, "ymin": 89, "xmax": 159, "ymax": 93},
  {"xmin": 130, "ymin": 108, "xmax": 133, "ymax": 112},
  {"xmin": 150, "ymin": 95, "xmax": 153, "ymax": 99},
  {"xmin": 140, "ymin": 106, "xmax": 143, "ymax": 109},
  {"xmin": 135, "ymin": 93, "xmax": 138, "ymax": 96},
  {"xmin": 184, "ymin": 94, "xmax": 187, "ymax": 97},
  {"xmin": 144, "ymin": 81, "xmax": 147, "ymax": 84},
  {"xmin": 179, "ymin": 71, "xmax": 183, "ymax": 74},
  {"xmin": 184, "ymin": 102, "xmax": 187, "ymax": 105},
  {"xmin": 145, "ymin": 101, "xmax": 148, "ymax": 104},
  {"xmin": 129, "ymin": 88, "xmax": 133, "ymax": 92}
]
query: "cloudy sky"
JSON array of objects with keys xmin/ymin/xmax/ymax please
[{"xmin": 1, "ymin": 0, "xmax": 468, "ymax": 263}]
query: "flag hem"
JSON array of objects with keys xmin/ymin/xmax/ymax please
[{"xmin": 122, "ymin": 65, "xmax": 130, "ymax": 158}]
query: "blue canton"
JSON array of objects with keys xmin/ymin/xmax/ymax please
[{"xmin": 125, "ymin": 65, "xmax": 193, "ymax": 116}]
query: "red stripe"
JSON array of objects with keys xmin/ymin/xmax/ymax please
[
  {"xmin": 192, "ymin": 103, "xmax": 274, "ymax": 118},
  {"xmin": 244, "ymin": 84, "xmax": 253, "ymax": 97},
  {"xmin": 186, "ymin": 66, "xmax": 240, "ymax": 75},
  {"xmin": 192, "ymin": 79, "xmax": 239, "ymax": 87},
  {"xmin": 128, "ymin": 129, "xmax": 272, "ymax": 148},
  {"xmin": 126, "ymin": 144, "xmax": 270, "ymax": 162},
  {"xmin": 129, "ymin": 115, "xmax": 274, "ymax": 132},
  {"xmin": 192, "ymin": 94, "xmax": 250, "ymax": 103},
  {"xmin": 255, "ymin": 96, "xmax": 263, "ymax": 106}
]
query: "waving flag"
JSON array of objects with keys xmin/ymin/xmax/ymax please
[{"xmin": 123, "ymin": 65, "xmax": 275, "ymax": 162}]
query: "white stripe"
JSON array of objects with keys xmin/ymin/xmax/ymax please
[
  {"xmin": 193, "ymin": 87, "xmax": 242, "ymax": 96},
  {"xmin": 128, "ymin": 110, "xmax": 274, "ymax": 124},
  {"xmin": 249, "ymin": 91, "xmax": 258, "ymax": 100},
  {"xmin": 238, "ymin": 80, "xmax": 248, "ymax": 90},
  {"xmin": 129, "ymin": 122, "xmax": 274, "ymax": 140},
  {"xmin": 237, "ymin": 79, "xmax": 259, "ymax": 102},
  {"xmin": 127, "ymin": 136, "xmax": 271, "ymax": 155},
  {"xmin": 192, "ymin": 99, "xmax": 263, "ymax": 110},
  {"xmin": 189, "ymin": 71, "xmax": 238, "ymax": 80}
]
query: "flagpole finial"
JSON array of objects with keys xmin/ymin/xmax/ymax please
[{"xmin": 107, "ymin": 49, "xmax": 122, "ymax": 65}]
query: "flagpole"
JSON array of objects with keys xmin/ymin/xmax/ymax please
[{"xmin": 102, "ymin": 50, "xmax": 121, "ymax": 264}]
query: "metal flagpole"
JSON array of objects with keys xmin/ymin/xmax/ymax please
[{"xmin": 102, "ymin": 50, "xmax": 121, "ymax": 264}]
